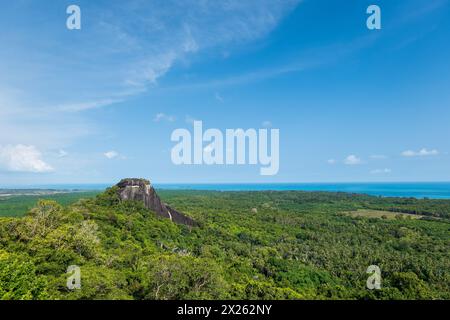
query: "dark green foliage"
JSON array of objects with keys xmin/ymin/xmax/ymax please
[
  {"xmin": 0, "ymin": 189, "xmax": 449, "ymax": 300},
  {"xmin": 0, "ymin": 251, "xmax": 50, "ymax": 299}
]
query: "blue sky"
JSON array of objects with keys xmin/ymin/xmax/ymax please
[{"xmin": 0, "ymin": 0, "xmax": 449, "ymax": 185}]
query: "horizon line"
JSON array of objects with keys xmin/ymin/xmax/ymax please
[{"xmin": 2, "ymin": 180, "xmax": 450, "ymax": 189}]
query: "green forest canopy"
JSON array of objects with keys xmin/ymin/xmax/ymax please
[{"xmin": 0, "ymin": 188, "xmax": 449, "ymax": 300}]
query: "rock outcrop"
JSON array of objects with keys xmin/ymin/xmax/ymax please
[{"xmin": 116, "ymin": 178, "xmax": 197, "ymax": 227}]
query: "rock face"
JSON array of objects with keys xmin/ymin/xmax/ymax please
[{"xmin": 116, "ymin": 178, "xmax": 197, "ymax": 227}]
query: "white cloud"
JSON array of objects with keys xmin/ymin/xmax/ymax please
[
  {"xmin": 0, "ymin": 145, "xmax": 53, "ymax": 173},
  {"xmin": 154, "ymin": 113, "xmax": 175, "ymax": 122},
  {"xmin": 401, "ymin": 148, "xmax": 439, "ymax": 157},
  {"xmin": 344, "ymin": 155, "xmax": 362, "ymax": 165},
  {"xmin": 104, "ymin": 151, "xmax": 119, "ymax": 159},
  {"xmin": 370, "ymin": 168, "xmax": 392, "ymax": 174},
  {"xmin": 327, "ymin": 159, "xmax": 336, "ymax": 165}
]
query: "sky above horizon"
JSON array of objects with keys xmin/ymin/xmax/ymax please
[{"xmin": 0, "ymin": 0, "xmax": 449, "ymax": 185}]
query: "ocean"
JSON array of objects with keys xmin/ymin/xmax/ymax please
[{"xmin": 2, "ymin": 182, "xmax": 450, "ymax": 199}]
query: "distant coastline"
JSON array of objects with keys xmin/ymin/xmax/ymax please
[{"xmin": 1, "ymin": 182, "xmax": 450, "ymax": 199}]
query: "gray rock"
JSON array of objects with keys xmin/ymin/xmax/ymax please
[{"xmin": 116, "ymin": 178, "xmax": 197, "ymax": 227}]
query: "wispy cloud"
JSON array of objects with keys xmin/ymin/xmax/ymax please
[
  {"xmin": 154, "ymin": 113, "xmax": 175, "ymax": 122},
  {"xmin": 0, "ymin": 93, "xmax": 92, "ymax": 149},
  {"xmin": 327, "ymin": 159, "xmax": 336, "ymax": 165},
  {"xmin": 0, "ymin": 1, "xmax": 301, "ymax": 181},
  {"xmin": 0, "ymin": 0, "xmax": 301, "ymax": 116},
  {"xmin": 344, "ymin": 155, "xmax": 362, "ymax": 165},
  {"xmin": 370, "ymin": 168, "xmax": 392, "ymax": 175},
  {"xmin": 160, "ymin": 33, "xmax": 379, "ymax": 92},
  {"xmin": 57, "ymin": 150, "xmax": 68, "ymax": 158},
  {"xmin": 56, "ymin": 99, "xmax": 124, "ymax": 112},
  {"xmin": 103, "ymin": 151, "xmax": 120, "ymax": 159},
  {"xmin": 401, "ymin": 148, "xmax": 439, "ymax": 157}
]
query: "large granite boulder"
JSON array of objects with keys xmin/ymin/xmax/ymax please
[{"xmin": 116, "ymin": 178, "xmax": 197, "ymax": 227}]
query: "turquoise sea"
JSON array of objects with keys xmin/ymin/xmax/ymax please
[
  {"xmin": 156, "ymin": 182, "xmax": 450, "ymax": 199},
  {"xmin": 3, "ymin": 182, "xmax": 450, "ymax": 199}
]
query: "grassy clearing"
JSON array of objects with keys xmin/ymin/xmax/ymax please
[{"xmin": 346, "ymin": 209, "xmax": 423, "ymax": 220}]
